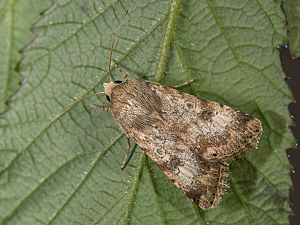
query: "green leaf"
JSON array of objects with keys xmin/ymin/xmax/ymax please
[
  {"xmin": 0, "ymin": 0, "xmax": 50, "ymax": 113},
  {"xmin": 284, "ymin": 0, "xmax": 300, "ymax": 57},
  {"xmin": 0, "ymin": 0, "xmax": 295, "ymax": 225}
]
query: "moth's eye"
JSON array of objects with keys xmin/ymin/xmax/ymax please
[
  {"xmin": 106, "ymin": 95, "xmax": 111, "ymax": 102},
  {"xmin": 114, "ymin": 80, "xmax": 122, "ymax": 84}
]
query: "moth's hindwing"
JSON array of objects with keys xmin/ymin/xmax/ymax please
[{"xmin": 110, "ymin": 80, "xmax": 262, "ymax": 209}]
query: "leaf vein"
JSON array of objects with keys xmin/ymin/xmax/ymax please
[{"xmin": 146, "ymin": 160, "xmax": 167, "ymax": 225}]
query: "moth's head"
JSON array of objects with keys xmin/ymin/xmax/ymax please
[{"xmin": 103, "ymin": 80, "xmax": 122, "ymax": 102}]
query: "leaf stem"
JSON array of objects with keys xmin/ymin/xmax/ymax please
[{"xmin": 155, "ymin": 0, "xmax": 181, "ymax": 83}]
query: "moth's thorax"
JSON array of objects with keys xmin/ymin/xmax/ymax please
[{"xmin": 103, "ymin": 82, "xmax": 119, "ymax": 99}]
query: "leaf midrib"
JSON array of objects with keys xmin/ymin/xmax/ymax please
[
  {"xmin": 0, "ymin": 10, "xmax": 168, "ymax": 177},
  {"xmin": 0, "ymin": 0, "xmax": 15, "ymax": 112}
]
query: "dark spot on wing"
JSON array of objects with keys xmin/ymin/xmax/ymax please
[
  {"xmin": 186, "ymin": 190, "xmax": 201, "ymax": 205},
  {"xmin": 199, "ymin": 108, "xmax": 214, "ymax": 120},
  {"xmin": 169, "ymin": 156, "xmax": 181, "ymax": 171},
  {"xmin": 236, "ymin": 111, "xmax": 252, "ymax": 125},
  {"xmin": 186, "ymin": 102, "xmax": 195, "ymax": 110}
]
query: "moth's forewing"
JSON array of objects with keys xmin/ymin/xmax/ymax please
[
  {"xmin": 110, "ymin": 80, "xmax": 262, "ymax": 209},
  {"xmin": 141, "ymin": 147, "xmax": 229, "ymax": 209}
]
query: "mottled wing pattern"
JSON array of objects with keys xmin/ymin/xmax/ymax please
[
  {"xmin": 110, "ymin": 80, "xmax": 262, "ymax": 209},
  {"xmin": 142, "ymin": 147, "xmax": 230, "ymax": 209},
  {"xmin": 149, "ymin": 81, "xmax": 262, "ymax": 162}
]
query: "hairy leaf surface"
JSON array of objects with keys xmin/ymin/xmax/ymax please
[
  {"xmin": 0, "ymin": 1, "xmax": 295, "ymax": 224},
  {"xmin": 0, "ymin": 0, "xmax": 50, "ymax": 112}
]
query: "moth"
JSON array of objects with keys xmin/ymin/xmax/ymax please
[{"xmin": 101, "ymin": 77, "xmax": 262, "ymax": 209}]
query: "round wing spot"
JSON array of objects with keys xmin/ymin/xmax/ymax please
[
  {"xmin": 155, "ymin": 148, "xmax": 165, "ymax": 157},
  {"xmin": 185, "ymin": 102, "xmax": 195, "ymax": 110}
]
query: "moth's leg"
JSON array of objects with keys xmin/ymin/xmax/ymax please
[
  {"xmin": 118, "ymin": 68, "xmax": 128, "ymax": 81},
  {"xmin": 121, "ymin": 138, "xmax": 137, "ymax": 170},
  {"xmin": 90, "ymin": 104, "xmax": 111, "ymax": 112},
  {"xmin": 111, "ymin": 60, "xmax": 128, "ymax": 81},
  {"xmin": 172, "ymin": 78, "xmax": 196, "ymax": 89}
]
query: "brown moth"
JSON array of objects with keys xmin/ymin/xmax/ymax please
[{"xmin": 103, "ymin": 79, "xmax": 262, "ymax": 209}]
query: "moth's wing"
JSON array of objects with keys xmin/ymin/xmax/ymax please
[
  {"xmin": 109, "ymin": 80, "xmax": 261, "ymax": 209},
  {"xmin": 142, "ymin": 147, "xmax": 229, "ymax": 209},
  {"xmin": 195, "ymin": 161, "xmax": 229, "ymax": 209},
  {"xmin": 147, "ymin": 82, "xmax": 263, "ymax": 162}
]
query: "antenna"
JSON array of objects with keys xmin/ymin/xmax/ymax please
[
  {"xmin": 108, "ymin": 37, "xmax": 115, "ymax": 82},
  {"xmin": 49, "ymin": 11, "xmax": 130, "ymax": 128},
  {"xmin": 107, "ymin": 9, "xmax": 129, "ymax": 82},
  {"xmin": 43, "ymin": 91, "xmax": 105, "ymax": 136}
]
